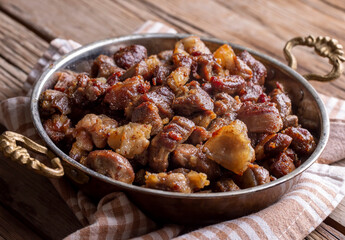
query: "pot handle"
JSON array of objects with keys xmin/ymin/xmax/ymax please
[
  {"xmin": 0, "ymin": 131, "xmax": 64, "ymax": 178},
  {"xmin": 284, "ymin": 35, "xmax": 345, "ymax": 81}
]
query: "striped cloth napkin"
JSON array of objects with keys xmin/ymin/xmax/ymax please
[{"xmin": 1, "ymin": 21, "xmax": 345, "ymax": 239}]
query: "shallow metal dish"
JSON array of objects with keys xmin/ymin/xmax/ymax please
[{"xmin": 2, "ymin": 33, "xmax": 344, "ymax": 225}]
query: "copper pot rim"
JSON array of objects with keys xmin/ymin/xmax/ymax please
[{"xmin": 30, "ymin": 33, "xmax": 330, "ymax": 199}]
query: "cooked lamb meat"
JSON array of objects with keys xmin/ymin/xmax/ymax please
[
  {"xmin": 53, "ymin": 71, "xmax": 78, "ymax": 94},
  {"xmin": 191, "ymin": 110, "xmax": 217, "ymax": 128},
  {"xmin": 40, "ymin": 89, "xmax": 71, "ymax": 115},
  {"xmin": 235, "ymin": 164, "xmax": 270, "ymax": 188},
  {"xmin": 90, "ymin": 54, "xmax": 125, "ymax": 78},
  {"xmin": 139, "ymin": 86, "xmax": 175, "ymax": 119},
  {"xmin": 167, "ymin": 62, "xmax": 192, "ymax": 94},
  {"xmin": 237, "ymin": 102, "xmax": 283, "ymax": 133},
  {"xmin": 174, "ymin": 36, "xmax": 211, "ymax": 55},
  {"xmin": 113, "ymin": 45, "xmax": 147, "ymax": 70},
  {"xmin": 238, "ymin": 50, "xmax": 267, "ymax": 85},
  {"xmin": 158, "ymin": 50, "xmax": 173, "ymax": 64},
  {"xmin": 43, "ymin": 114, "xmax": 73, "ymax": 142},
  {"xmin": 188, "ymin": 126, "xmax": 211, "ymax": 145},
  {"xmin": 213, "ymin": 93, "xmax": 241, "ymax": 116},
  {"xmin": 145, "ymin": 169, "xmax": 210, "ymax": 193},
  {"xmin": 210, "ymin": 75, "xmax": 246, "ymax": 95},
  {"xmin": 239, "ymin": 82, "xmax": 264, "ymax": 102},
  {"xmin": 131, "ymin": 102, "xmax": 163, "ymax": 135},
  {"xmin": 148, "ymin": 116, "xmax": 195, "ymax": 172},
  {"xmin": 103, "ymin": 76, "xmax": 150, "ymax": 111},
  {"xmin": 282, "ymin": 127, "xmax": 316, "ymax": 155},
  {"xmin": 193, "ymin": 54, "xmax": 222, "ymax": 81},
  {"xmin": 171, "ymin": 144, "xmax": 222, "ymax": 180},
  {"xmin": 83, "ymin": 150, "xmax": 135, "ymax": 183},
  {"xmin": 152, "ymin": 65, "xmax": 173, "ymax": 86},
  {"xmin": 269, "ymin": 151, "xmax": 296, "ymax": 178},
  {"xmin": 173, "ymin": 81, "xmax": 214, "ymax": 116},
  {"xmin": 264, "ymin": 133, "xmax": 293, "ymax": 156},
  {"xmin": 214, "ymin": 179, "xmax": 240, "ymax": 192},
  {"xmin": 108, "ymin": 123, "xmax": 151, "ymax": 159},
  {"xmin": 120, "ymin": 55, "xmax": 161, "ymax": 81}
]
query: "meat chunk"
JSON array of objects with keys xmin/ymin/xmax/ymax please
[
  {"xmin": 208, "ymin": 115, "xmax": 235, "ymax": 134},
  {"xmin": 43, "ymin": 114, "xmax": 73, "ymax": 142},
  {"xmin": 70, "ymin": 75, "xmax": 109, "ymax": 106},
  {"xmin": 83, "ymin": 150, "xmax": 134, "ymax": 183},
  {"xmin": 40, "ymin": 90, "xmax": 71, "ymax": 115},
  {"xmin": 203, "ymin": 120, "xmax": 255, "ymax": 175},
  {"xmin": 108, "ymin": 123, "xmax": 151, "ymax": 159},
  {"xmin": 139, "ymin": 86, "xmax": 175, "ymax": 119},
  {"xmin": 167, "ymin": 64, "xmax": 191, "ymax": 94},
  {"xmin": 282, "ymin": 127, "xmax": 316, "ymax": 155},
  {"xmin": 53, "ymin": 71, "xmax": 78, "ymax": 93},
  {"xmin": 213, "ymin": 44, "xmax": 237, "ymax": 73},
  {"xmin": 91, "ymin": 55, "xmax": 125, "ymax": 78},
  {"xmin": 171, "ymin": 144, "xmax": 222, "ymax": 180},
  {"xmin": 120, "ymin": 55, "xmax": 161, "ymax": 81},
  {"xmin": 213, "ymin": 93, "xmax": 241, "ymax": 116},
  {"xmin": 131, "ymin": 102, "xmax": 163, "ymax": 135},
  {"xmin": 152, "ymin": 65, "xmax": 173, "ymax": 86},
  {"xmin": 210, "ymin": 75, "xmax": 246, "ymax": 95},
  {"xmin": 264, "ymin": 133, "xmax": 293, "ymax": 156},
  {"xmin": 235, "ymin": 164, "xmax": 271, "ymax": 188},
  {"xmin": 158, "ymin": 50, "xmax": 173, "ymax": 63},
  {"xmin": 188, "ymin": 126, "xmax": 211, "ymax": 145},
  {"xmin": 270, "ymin": 152, "xmax": 296, "ymax": 178},
  {"xmin": 238, "ymin": 51, "xmax": 267, "ymax": 85},
  {"xmin": 145, "ymin": 170, "xmax": 210, "ymax": 193},
  {"xmin": 174, "ymin": 36, "xmax": 211, "ymax": 55},
  {"xmin": 114, "ymin": 45, "xmax": 147, "ymax": 70},
  {"xmin": 239, "ymin": 82, "xmax": 264, "ymax": 102},
  {"xmin": 191, "ymin": 110, "xmax": 216, "ymax": 128},
  {"xmin": 103, "ymin": 76, "xmax": 150, "ymax": 111},
  {"xmin": 214, "ymin": 179, "xmax": 240, "ymax": 192},
  {"xmin": 148, "ymin": 116, "xmax": 195, "ymax": 172},
  {"xmin": 173, "ymin": 81, "xmax": 214, "ymax": 116},
  {"xmin": 237, "ymin": 102, "xmax": 283, "ymax": 133},
  {"xmin": 74, "ymin": 114, "xmax": 118, "ymax": 149},
  {"xmin": 192, "ymin": 54, "xmax": 222, "ymax": 81}
]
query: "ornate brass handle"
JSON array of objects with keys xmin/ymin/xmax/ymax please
[
  {"xmin": 284, "ymin": 35, "xmax": 345, "ymax": 81},
  {"xmin": 0, "ymin": 131, "xmax": 64, "ymax": 178}
]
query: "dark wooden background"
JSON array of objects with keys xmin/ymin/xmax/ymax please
[{"xmin": 0, "ymin": 0, "xmax": 344, "ymax": 239}]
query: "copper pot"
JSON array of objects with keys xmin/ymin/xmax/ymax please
[{"xmin": 1, "ymin": 34, "xmax": 344, "ymax": 225}]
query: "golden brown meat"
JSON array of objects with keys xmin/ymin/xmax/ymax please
[{"xmin": 203, "ymin": 120, "xmax": 255, "ymax": 175}]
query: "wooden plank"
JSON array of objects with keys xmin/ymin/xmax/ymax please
[
  {"xmin": 307, "ymin": 222, "xmax": 345, "ymax": 239},
  {"xmin": 0, "ymin": 204, "xmax": 43, "ymax": 240},
  {"xmin": 0, "ymin": 151, "xmax": 82, "ymax": 239}
]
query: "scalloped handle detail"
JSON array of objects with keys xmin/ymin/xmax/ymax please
[
  {"xmin": 0, "ymin": 131, "xmax": 64, "ymax": 178},
  {"xmin": 284, "ymin": 35, "xmax": 345, "ymax": 81}
]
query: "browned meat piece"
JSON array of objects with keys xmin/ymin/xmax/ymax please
[
  {"xmin": 173, "ymin": 81, "xmax": 214, "ymax": 116},
  {"xmin": 69, "ymin": 142, "xmax": 88, "ymax": 162},
  {"xmin": 120, "ymin": 55, "xmax": 161, "ymax": 81},
  {"xmin": 191, "ymin": 110, "xmax": 216, "ymax": 128},
  {"xmin": 284, "ymin": 115, "xmax": 299, "ymax": 128},
  {"xmin": 208, "ymin": 115, "xmax": 235, "ymax": 134},
  {"xmin": 237, "ymin": 102, "xmax": 283, "ymax": 133},
  {"xmin": 70, "ymin": 74, "xmax": 109, "ymax": 106},
  {"xmin": 83, "ymin": 150, "xmax": 134, "ymax": 183},
  {"xmin": 152, "ymin": 65, "xmax": 173, "ymax": 86},
  {"xmin": 148, "ymin": 116, "xmax": 195, "ymax": 172},
  {"xmin": 235, "ymin": 164, "xmax": 270, "ymax": 188},
  {"xmin": 270, "ymin": 88, "xmax": 291, "ymax": 118},
  {"xmin": 69, "ymin": 130, "xmax": 93, "ymax": 162},
  {"xmin": 171, "ymin": 144, "xmax": 222, "ymax": 180},
  {"xmin": 54, "ymin": 71, "xmax": 78, "ymax": 93},
  {"xmin": 140, "ymin": 86, "xmax": 175, "ymax": 119},
  {"xmin": 131, "ymin": 102, "xmax": 163, "ymax": 135},
  {"xmin": 204, "ymin": 120, "xmax": 255, "ymax": 175},
  {"xmin": 43, "ymin": 114, "xmax": 73, "ymax": 142},
  {"xmin": 239, "ymin": 82, "xmax": 264, "ymax": 102},
  {"xmin": 234, "ymin": 58, "xmax": 253, "ymax": 81},
  {"xmin": 113, "ymin": 45, "xmax": 147, "ymax": 70},
  {"xmin": 91, "ymin": 55, "xmax": 125, "ymax": 78},
  {"xmin": 282, "ymin": 127, "xmax": 316, "ymax": 155},
  {"xmin": 210, "ymin": 75, "xmax": 246, "ymax": 95},
  {"xmin": 133, "ymin": 169, "xmax": 147, "ymax": 186},
  {"xmin": 214, "ymin": 179, "xmax": 240, "ymax": 192},
  {"xmin": 158, "ymin": 50, "xmax": 173, "ymax": 64},
  {"xmin": 254, "ymin": 134, "xmax": 276, "ymax": 161},
  {"xmin": 174, "ymin": 36, "xmax": 211, "ymax": 55},
  {"xmin": 264, "ymin": 133, "xmax": 292, "ymax": 156},
  {"xmin": 238, "ymin": 51, "xmax": 267, "ymax": 85},
  {"xmin": 285, "ymin": 148, "xmax": 301, "ymax": 167},
  {"xmin": 145, "ymin": 169, "xmax": 210, "ymax": 193},
  {"xmin": 40, "ymin": 89, "xmax": 71, "ymax": 115},
  {"xmin": 213, "ymin": 93, "xmax": 241, "ymax": 116},
  {"xmin": 74, "ymin": 114, "xmax": 118, "ymax": 149},
  {"xmin": 213, "ymin": 44, "xmax": 237, "ymax": 73},
  {"xmin": 167, "ymin": 65, "xmax": 191, "ymax": 94},
  {"xmin": 188, "ymin": 126, "xmax": 211, "ymax": 145},
  {"xmin": 192, "ymin": 54, "xmax": 222, "ymax": 81},
  {"xmin": 270, "ymin": 152, "xmax": 296, "ymax": 178},
  {"xmin": 103, "ymin": 76, "xmax": 150, "ymax": 111},
  {"xmin": 108, "ymin": 123, "xmax": 151, "ymax": 159}
]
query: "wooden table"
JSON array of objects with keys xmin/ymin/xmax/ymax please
[{"xmin": 0, "ymin": 0, "xmax": 344, "ymax": 239}]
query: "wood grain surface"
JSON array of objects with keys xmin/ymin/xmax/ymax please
[{"xmin": 0, "ymin": 0, "xmax": 344, "ymax": 239}]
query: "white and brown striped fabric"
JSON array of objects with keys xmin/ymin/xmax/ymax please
[{"xmin": 0, "ymin": 21, "xmax": 344, "ymax": 240}]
